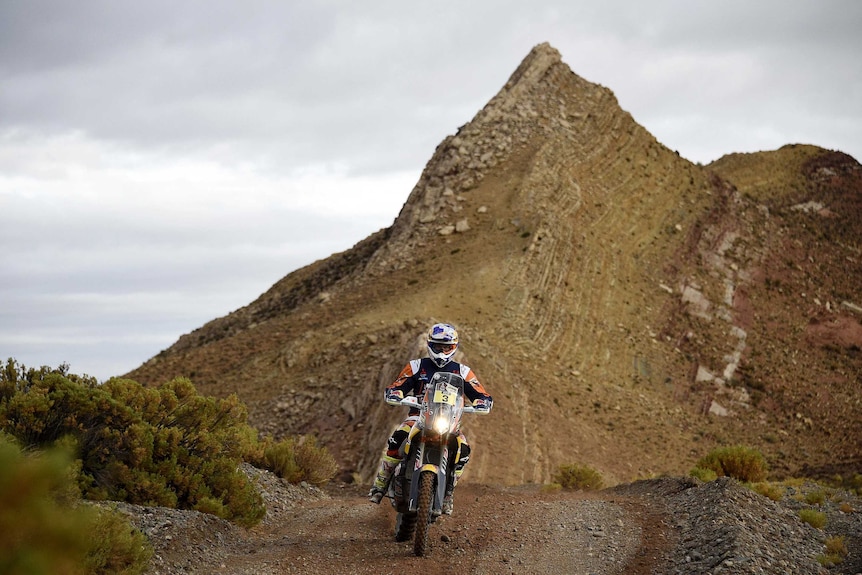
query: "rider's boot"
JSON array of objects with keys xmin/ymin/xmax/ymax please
[
  {"xmin": 368, "ymin": 454, "xmax": 399, "ymax": 503},
  {"xmin": 442, "ymin": 475, "xmax": 458, "ymax": 515},
  {"xmin": 442, "ymin": 490, "xmax": 454, "ymax": 515}
]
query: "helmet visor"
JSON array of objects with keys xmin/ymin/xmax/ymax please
[{"xmin": 429, "ymin": 342, "xmax": 457, "ymax": 354}]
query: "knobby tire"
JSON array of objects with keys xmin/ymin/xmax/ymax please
[{"xmin": 413, "ymin": 471, "xmax": 435, "ymax": 556}]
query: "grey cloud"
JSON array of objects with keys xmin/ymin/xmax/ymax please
[
  {"xmin": 0, "ymin": 201, "xmax": 374, "ymax": 380},
  {"xmin": 2, "ymin": 0, "xmax": 860, "ymax": 380}
]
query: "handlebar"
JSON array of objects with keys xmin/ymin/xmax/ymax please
[
  {"xmin": 393, "ymin": 395, "xmax": 490, "ymax": 414},
  {"xmin": 398, "ymin": 396, "xmax": 421, "ymax": 408}
]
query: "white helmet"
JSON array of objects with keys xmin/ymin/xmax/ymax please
[{"xmin": 426, "ymin": 323, "xmax": 459, "ymax": 367}]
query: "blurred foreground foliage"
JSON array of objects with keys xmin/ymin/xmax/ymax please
[
  {"xmin": 0, "ymin": 434, "xmax": 152, "ymax": 575},
  {"xmin": 1, "ymin": 358, "xmax": 339, "ymax": 572}
]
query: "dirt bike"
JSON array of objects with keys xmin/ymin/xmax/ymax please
[{"xmin": 384, "ymin": 371, "xmax": 489, "ymax": 556}]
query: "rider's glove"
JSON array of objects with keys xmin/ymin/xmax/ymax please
[
  {"xmin": 472, "ymin": 398, "xmax": 493, "ymax": 412},
  {"xmin": 385, "ymin": 389, "xmax": 404, "ymax": 405}
]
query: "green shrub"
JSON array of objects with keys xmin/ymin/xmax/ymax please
[
  {"xmin": 799, "ymin": 508, "xmax": 827, "ymax": 529},
  {"xmin": 690, "ymin": 466, "xmax": 718, "ymax": 482},
  {"xmin": 82, "ymin": 507, "xmax": 152, "ymax": 575},
  {"xmin": 263, "ymin": 438, "xmax": 302, "ymax": 482},
  {"xmin": 1, "ymin": 361, "xmax": 264, "ymax": 527},
  {"xmin": 0, "ymin": 435, "xmax": 151, "ymax": 575},
  {"xmin": 192, "ymin": 496, "xmax": 227, "ymax": 518},
  {"xmin": 553, "ymin": 463, "xmax": 604, "ymax": 491},
  {"xmin": 694, "ymin": 445, "xmax": 768, "ymax": 483},
  {"xmin": 263, "ymin": 435, "xmax": 338, "ymax": 486}
]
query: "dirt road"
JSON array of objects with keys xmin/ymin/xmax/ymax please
[
  {"xmin": 137, "ymin": 473, "xmax": 852, "ymax": 575},
  {"xmin": 184, "ymin": 483, "xmax": 668, "ymax": 575}
]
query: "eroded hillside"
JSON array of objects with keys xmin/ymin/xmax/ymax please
[{"xmin": 126, "ymin": 43, "xmax": 862, "ymax": 487}]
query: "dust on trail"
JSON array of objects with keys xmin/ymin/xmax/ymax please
[{"xmin": 206, "ymin": 484, "xmax": 667, "ymax": 575}]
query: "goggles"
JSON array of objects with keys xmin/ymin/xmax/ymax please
[{"xmin": 429, "ymin": 342, "xmax": 457, "ymax": 354}]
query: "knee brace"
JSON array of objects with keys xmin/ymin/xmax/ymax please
[
  {"xmin": 386, "ymin": 417, "xmax": 418, "ymax": 458},
  {"xmin": 454, "ymin": 437, "xmax": 471, "ymax": 475}
]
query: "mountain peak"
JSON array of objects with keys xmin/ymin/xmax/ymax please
[
  {"xmin": 126, "ymin": 44, "xmax": 862, "ymax": 488},
  {"xmin": 497, "ymin": 42, "xmax": 563, "ymax": 101},
  {"xmin": 368, "ymin": 42, "xmax": 629, "ymax": 273}
]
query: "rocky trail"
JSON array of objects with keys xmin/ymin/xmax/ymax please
[{"xmin": 120, "ymin": 467, "xmax": 862, "ymax": 575}]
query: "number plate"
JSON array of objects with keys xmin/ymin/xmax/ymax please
[{"xmin": 433, "ymin": 384, "xmax": 459, "ymax": 405}]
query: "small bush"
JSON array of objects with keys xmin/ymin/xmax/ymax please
[
  {"xmin": 825, "ymin": 535, "xmax": 848, "ymax": 555},
  {"xmin": 694, "ymin": 445, "xmax": 768, "ymax": 483},
  {"xmin": 83, "ymin": 507, "xmax": 152, "ymax": 575},
  {"xmin": 817, "ymin": 535, "xmax": 848, "ymax": 566},
  {"xmin": 263, "ymin": 435, "xmax": 338, "ymax": 486},
  {"xmin": 553, "ymin": 463, "xmax": 604, "ymax": 491},
  {"xmin": 262, "ymin": 438, "xmax": 301, "ymax": 482},
  {"xmin": 293, "ymin": 436, "xmax": 339, "ymax": 485},
  {"xmin": 193, "ymin": 496, "xmax": 227, "ymax": 518},
  {"xmin": 690, "ymin": 467, "xmax": 718, "ymax": 482},
  {"xmin": 804, "ymin": 489, "xmax": 826, "ymax": 505},
  {"xmin": 799, "ymin": 508, "xmax": 827, "ymax": 529},
  {"xmin": 750, "ymin": 482, "xmax": 783, "ymax": 501},
  {"xmin": 832, "ymin": 473, "xmax": 862, "ymax": 496}
]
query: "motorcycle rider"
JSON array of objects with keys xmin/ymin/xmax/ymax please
[{"xmin": 368, "ymin": 322, "xmax": 492, "ymax": 515}]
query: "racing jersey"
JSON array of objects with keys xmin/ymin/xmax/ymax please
[{"xmin": 385, "ymin": 357, "xmax": 492, "ymax": 415}]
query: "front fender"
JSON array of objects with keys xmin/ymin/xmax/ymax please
[
  {"xmin": 418, "ymin": 463, "xmax": 441, "ymax": 474},
  {"xmin": 408, "ymin": 440, "xmax": 450, "ymax": 513}
]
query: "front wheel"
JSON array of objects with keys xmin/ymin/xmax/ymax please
[{"xmin": 413, "ymin": 470, "xmax": 436, "ymax": 556}]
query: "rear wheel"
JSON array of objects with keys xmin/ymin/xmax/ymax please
[
  {"xmin": 394, "ymin": 512, "xmax": 416, "ymax": 542},
  {"xmin": 413, "ymin": 471, "xmax": 436, "ymax": 556}
]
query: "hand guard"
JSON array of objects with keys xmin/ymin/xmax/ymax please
[
  {"xmin": 384, "ymin": 389, "xmax": 404, "ymax": 405},
  {"xmin": 472, "ymin": 397, "xmax": 493, "ymax": 413}
]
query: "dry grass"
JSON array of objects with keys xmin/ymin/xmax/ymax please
[
  {"xmin": 817, "ymin": 535, "xmax": 848, "ymax": 566},
  {"xmin": 804, "ymin": 489, "xmax": 827, "ymax": 505},
  {"xmin": 263, "ymin": 435, "xmax": 338, "ymax": 486},
  {"xmin": 693, "ymin": 446, "xmax": 768, "ymax": 483},
  {"xmin": 553, "ymin": 464, "xmax": 604, "ymax": 491},
  {"xmin": 798, "ymin": 508, "xmax": 827, "ymax": 529},
  {"xmin": 750, "ymin": 482, "xmax": 783, "ymax": 501}
]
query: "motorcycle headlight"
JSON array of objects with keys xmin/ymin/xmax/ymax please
[{"xmin": 432, "ymin": 414, "xmax": 450, "ymax": 434}]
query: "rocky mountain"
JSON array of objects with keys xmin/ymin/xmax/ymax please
[{"xmin": 126, "ymin": 42, "xmax": 862, "ymax": 488}]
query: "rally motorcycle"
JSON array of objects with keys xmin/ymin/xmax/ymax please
[{"xmin": 384, "ymin": 371, "xmax": 489, "ymax": 556}]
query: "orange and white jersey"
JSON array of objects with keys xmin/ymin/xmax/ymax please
[{"xmin": 386, "ymin": 357, "xmax": 492, "ymax": 414}]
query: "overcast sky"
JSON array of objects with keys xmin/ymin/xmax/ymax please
[{"xmin": 2, "ymin": 1, "xmax": 860, "ymax": 381}]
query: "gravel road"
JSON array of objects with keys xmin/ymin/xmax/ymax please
[{"xmin": 117, "ymin": 467, "xmax": 862, "ymax": 575}]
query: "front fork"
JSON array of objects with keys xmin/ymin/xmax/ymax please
[{"xmin": 406, "ymin": 428, "xmax": 459, "ymax": 513}]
